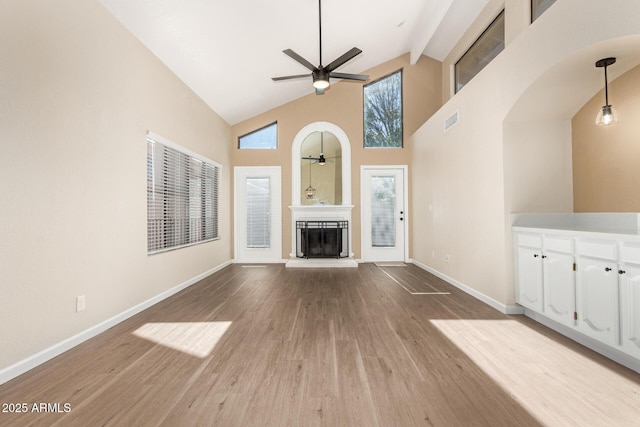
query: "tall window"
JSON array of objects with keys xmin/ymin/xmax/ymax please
[
  {"xmin": 531, "ymin": 0, "xmax": 556, "ymax": 22},
  {"xmin": 363, "ymin": 70, "xmax": 403, "ymax": 148},
  {"xmin": 238, "ymin": 122, "xmax": 277, "ymax": 149},
  {"xmin": 455, "ymin": 10, "xmax": 505, "ymax": 93},
  {"xmin": 147, "ymin": 134, "xmax": 220, "ymax": 254}
]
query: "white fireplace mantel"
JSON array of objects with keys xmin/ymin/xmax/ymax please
[
  {"xmin": 286, "ymin": 205, "xmax": 357, "ymax": 268},
  {"xmin": 287, "ymin": 121, "xmax": 357, "ymax": 268}
]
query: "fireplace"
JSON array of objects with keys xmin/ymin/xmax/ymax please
[{"xmin": 296, "ymin": 220, "xmax": 349, "ymax": 259}]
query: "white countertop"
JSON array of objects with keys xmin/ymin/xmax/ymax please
[{"xmin": 511, "ymin": 213, "xmax": 640, "ymax": 236}]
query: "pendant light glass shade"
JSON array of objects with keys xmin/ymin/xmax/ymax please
[
  {"xmin": 595, "ymin": 57, "xmax": 617, "ymax": 127},
  {"xmin": 305, "ymin": 185, "xmax": 316, "ymax": 199},
  {"xmin": 595, "ymin": 104, "xmax": 618, "ymax": 126}
]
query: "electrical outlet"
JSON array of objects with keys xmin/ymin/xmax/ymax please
[
  {"xmin": 445, "ymin": 254, "xmax": 450, "ymax": 263},
  {"xmin": 76, "ymin": 295, "xmax": 86, "ymax": 312},
  {"xmin": 432, "ymin": 250, "xmax": 436, "ymax": 259}
]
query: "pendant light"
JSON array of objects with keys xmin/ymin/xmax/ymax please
[
  {"xmin": 595, "ymin": 57, "xmax": 618, "ymax": 126},
  {"xmin": 305, "ymin": 159, "xmax": 315, "ymax": 199}
]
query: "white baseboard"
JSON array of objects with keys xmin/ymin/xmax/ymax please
[
  {"xmin": 0, "ymin": 260, "xmax": 233, "ymax": 386},
  {"xmin": 524, "ymin": 309, "xmax": 640, "ymax": 374},
  {"xmin": 409, "ymin": 259, "xmax": 523, "ymax": 315}
]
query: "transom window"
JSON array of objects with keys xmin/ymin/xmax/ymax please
[
  {"xmin": 363, "ymin": 70, "xmax": 403, "ymax": 148},
  {"xmin": 454, "ymin": 10, "xmax": 505, "ymax": 93},
  {"xmin": 147, "ymin": 133, "xmax": 220, "ymax": 254},
  {"xmin": 238, "ymin": 122, "xmax": 277, "ymax": 149}
]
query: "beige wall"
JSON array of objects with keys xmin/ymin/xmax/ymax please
[
  {"xmin": 231, "ymin": 53, "xmax": 442, "ymax": 259},
  {"xmin": 573, "ymin": 65, "xmax": 640, "ymax": 212},
  {"xmin": 0, "ymin": 0, "xmax": 232, "ymax": 373}
]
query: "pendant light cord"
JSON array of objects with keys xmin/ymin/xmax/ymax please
[{"xmin": 604, "ymin": 64, "xmax": 609, "ymax": 106}]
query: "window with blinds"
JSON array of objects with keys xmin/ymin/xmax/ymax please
[
  {"xmin": 147, "ymin": 134, "xmax": 220, "ymax": 254},
  {"xmin": 371, "ymin": 176, "xmax": 396, "ymax": 247},
  {"xmin": 245, "ymin": 177, "xmax": 271, "ymax": 248}
]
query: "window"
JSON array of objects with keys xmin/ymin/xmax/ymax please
[
  {"xmin": 238, "ymin": 122, "xmax": 277, "ymax": 149},
  {"xmin": 246, "ymin": 177, "xmax": 270, "ymax": 248},
  {"xmin": 147, "ymin": 133, "xmax": 220, "ymax": 254},
  {"xmin": 454, "ymin": 10, "xmax": 505, "ymax": 93},
  {"xmin": 363, "ymin": 70, "xmax": 403, "ymax": 148},
  {"xmin": 531, "ymin": 0, "xmax": 556, "ymax": 22}
]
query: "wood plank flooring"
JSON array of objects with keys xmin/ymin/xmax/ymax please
[{"xmin": 1, "ymin": 264, "xmax": 640, "ymax": 426}]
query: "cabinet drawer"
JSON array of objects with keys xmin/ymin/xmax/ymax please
[
  {"xmin": 576, "ymin": 240, "xmax": 617, "ymax": 261},
  {"xmin": 544, "ymin": 236, "xmax": 573, "ymax": 254},
  {"xmin": 621, "ymin": 243, "xmax": 640, "ymax": 265},
  {"xmin": 517, "ymin": 233, "xmax": 542, "ymax": 248}
]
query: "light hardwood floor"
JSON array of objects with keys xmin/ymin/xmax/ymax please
[{"xmin": 1, "ymin": 264, "xmax": 639, "ymax": 426}]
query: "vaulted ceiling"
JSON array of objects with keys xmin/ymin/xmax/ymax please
[{"xmin": 99, "ymin": 0, "xmax": 488, "ymax": 125}]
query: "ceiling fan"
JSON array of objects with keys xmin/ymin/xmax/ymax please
[
  {"xmin": 302, "ymin": 132, "xmax": 338, "ymax": 165},
  {"xmin": 272, "ymin": 0, "xmax": 369, "ymax": 94}
]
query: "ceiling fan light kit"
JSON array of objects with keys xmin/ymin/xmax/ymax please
[{"xmin": 272, "ymin": 0, "xmax": 368, "ymax": 94}]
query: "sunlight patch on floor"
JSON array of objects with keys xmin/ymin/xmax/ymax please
[
  {"xmin": 133, "ymin": 321, "xmax": 232, "ymax": 358},
  {"xmin": 430, "ymin": 319, "xmax": 640, "ymax": 426}
]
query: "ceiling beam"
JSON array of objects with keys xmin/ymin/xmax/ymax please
[{"xmin": 409, "ymin": 0, "xmax": 454, "ymax": 64}]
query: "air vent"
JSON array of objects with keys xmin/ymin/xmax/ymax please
[{"xmin": 444, "ymin": 110, "xmax": 459, "ymax": 132}]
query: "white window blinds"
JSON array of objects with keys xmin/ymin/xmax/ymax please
[
  {"xmin": 245, "ymin": 177, "xmax": 271, "ymax": 248},
  {"xmin": 147, "ymin": 133, "xmax": 220, "ymax": 254}
]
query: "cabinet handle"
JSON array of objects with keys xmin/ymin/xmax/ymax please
[
  {"xmin": 542, "ymin": 255, "xmax": 547, "ymax": 259},
  {"xmin": 533, "ymin": 254, "xmax": 539, "ymax": 258},
  {"xmin": 605, "ymin": 267, "xmax": 612, "ymax": 272},
  {"xmin": 619, "ymin": 270, "xmax": 626, "ymax": 275}
]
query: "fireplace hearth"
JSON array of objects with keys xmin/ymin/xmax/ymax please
[{"xmin": 296, "ymin": 220, "xmax": 349, "ymax": 259}]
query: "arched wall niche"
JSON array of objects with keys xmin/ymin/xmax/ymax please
[{"xmin": 291, "ymin": 121, "xmax": 352, "ymax": 206}]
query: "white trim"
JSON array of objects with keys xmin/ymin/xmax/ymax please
[
  {"xmin": 291, "ymin": 122, "xmax": 352, "ymax": 206},
  {"xmin": 0, "ymin": 260, "xmax": 232, "ymax": 386},
  {"xmin": 524, "ymin": 308, "xmax": 640, "ymax": 374},
  {"xmin": 410, "ymin": 259, "xmax": 523, "ymax": 315},
  {"xmin": 146, "ymin": 130, "xmax": 222, "ymax": 169},
  {"xmin": 286, "ymin": 258, "xmax": 358, "ymax": 268},
  {"xmin": 361, "ymin": 165, "xmax": 409, "ymax": 263}
]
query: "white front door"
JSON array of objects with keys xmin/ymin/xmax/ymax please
[
  {"xmin": 361, "ymin": 166, "xmax": 407, "ymax": 262},
  {"xmin": 234, "ymin": 167, "xmax": 282, "ymax": 263}
]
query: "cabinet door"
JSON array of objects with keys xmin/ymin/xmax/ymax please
[
  {"xmin": 517, "ymin": 247, "xmax": 543, "ymax": 311},
  {"xmin": 620, "ymin": 265, "xmax": 640, "ymax": 358},
  {"xmin": 543, "ymin": 252, "xmax": 575, "ymax": 327},
  {"xmin": 576, "ymin": 258, "xmax": 619, "ymax": 346}
]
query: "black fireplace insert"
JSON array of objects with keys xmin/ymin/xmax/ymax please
[{"xmin": 296, "ymin": 220, "xmax": 349, "ymax": 259}]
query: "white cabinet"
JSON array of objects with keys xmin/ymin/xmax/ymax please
[
  {"xmin": 515, "ymin": 233, "xmax": 575, "ymax": 320},
  {"xmin": 513, "ymin": 219, "xmax": 640, "ymax": 372},
  {"xmin": 575, "ymin": 257, "xmax": 619, "ymax": 346},
  {"xmin": 516, "ymin": 246, "xmax": 543, "ymax": 311},
  {"xmin": 620, "ymin": 265, "xmax": 640, "ymax": 358},
  {"xmin": 543, "ymin": 251, "xmax": 575, "ymax": 327}
]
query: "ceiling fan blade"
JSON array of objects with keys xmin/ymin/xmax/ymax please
[
  {"xmin": 325, "ymin": 47, "xmax": 362, "ymax": 72},
  {"xmin": 302, "ymin": 156, "xmax": 320, "ymax": 160},
  {"xmin": 272, "ymin": 74, "xmax": 310, "ymax": 81},
  {"xmin": 283, "ymin": 49, "xmax": 318, "ymax": 72},
  {"xmin": 329, "ymin": 72, "xmax": 369, "ymax": 81}
]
